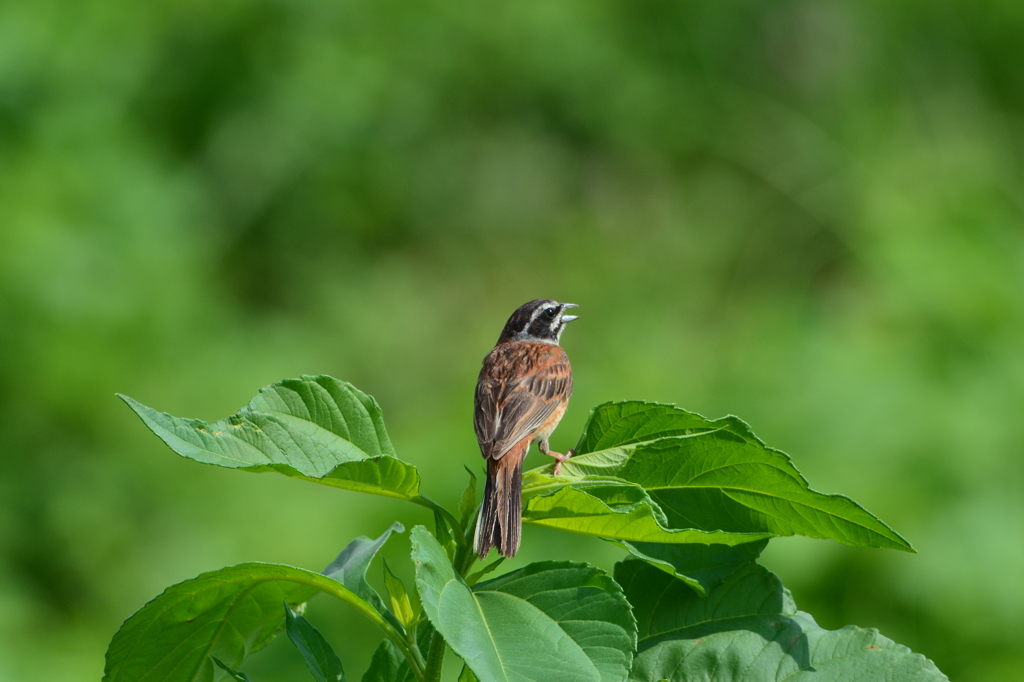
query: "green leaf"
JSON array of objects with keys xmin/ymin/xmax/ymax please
[
  {"xmin": 527, "ymin": 401, "xmax": 914, "ymax": 552},
  {"xmin": 432, "ymin": 506, "xmax": 456, "ymax": 559},
  {"xmin": 119, "ymin": 375, "xmax": 421, "ymax": 501},
  {"xmin": 362, "ymin": 625, "xmax": 432, "ymax": 682},
  {"xmin": 612, "ymin": 538, "xmax": 768, "ymax": 594},
  {"xmin": 573, "ymin": 401, "xmax": 759, "ymax": 459},
  {"xmin": 382, "ymin": 559, "xmax": 415, "ymax": 628},
  {"xmin": 618, "ymin": 435, "xmax": 912, "ymax": 550},
  {"xmin": 362, "ymin": 641, "xmax": 408, "ymax": 682},
  {"xmin": 464, "ymin": 557, "xmax": 504, "ymax": 587},
  {"xmin": 522, "ymin": 473, "xmax": 771, "ymax": 546},
  {"xmin": 474, "ymin": 562, "xmax": 637, "ymax": 682},
  {"xmin": 411, "ymin": 526, "xmax": 636, "ymax": 682},
  {"xmin": 362, "ymin": 641, "xmax": 415, "ymax": 682},
  {"xmin": 285, "ymin": 603, "xmax": 346, "ymax": 682},
  {"xmin": 457, "ymin": 666, "xmax": 479, "ymax": 682},
  {"xmin": 213, "ymin": 658, "xmax": 252, "ymax": 682},
  {"xmin": 617, "ymin": 559, "xmax": 948, "ymax": 682},
  {"xmin": 104, "ymin": 563, "xmax": 378, "ymax": 682},
  {"xmin": 323, "ymin": 523, "xmax": 405, "ymax": 632},
  {"xmin": 458, "ymin": 466, "xmax": 478, "ymax": 528}
]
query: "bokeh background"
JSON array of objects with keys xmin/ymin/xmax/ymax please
[{"xmin": 2, "ymin": 0, "xmax": 1023, "ymax": 679}]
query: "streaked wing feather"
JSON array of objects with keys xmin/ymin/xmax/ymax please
[{"xmin": 474, "ymin": 344, "xmax": 572, "ymax": 460}]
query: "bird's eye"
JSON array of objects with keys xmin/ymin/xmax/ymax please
[{"xmin": 544, "ymin": 307, "xmax": 557, "ymax": 318}]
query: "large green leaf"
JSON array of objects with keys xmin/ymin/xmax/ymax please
[
  {"xmin": 617, "ymin": 559, "xmax": 948, "ymax": 682},
  {"xmin": 527, "ymin": 401, "xmax": 913, "ymax": 552},
  {"xmin": 618, "ymin": 434, "xmax": 911, "ymax": 550},
  {"xmin": 612, "ymin": 538, "xmax": 768, "ymax": 595},
  {"xmin": 410, "ymin": 526, "xmax": 636, "ymax": 682},
  {"xmin": 573, "ymin": 401, "xmax": 759, "ymax": 457},
  {"xmin": 474, "ymin": 562, "xmax": 636, "ymax": 682},
  {"xmin": 522, "ymin": 473, "xmax": 771, "ymax": 546},
  {"xmin": 104, "ymin": 563, "xmax": 379, "ymax": 682},
  {"xmin": 120, "ymin": 375, "xmax": 421, "ymax": 501}
]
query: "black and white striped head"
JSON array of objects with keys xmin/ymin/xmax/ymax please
[{"xmin": 497, "ymin": 299, "xmax": 579, "ymax": 344}]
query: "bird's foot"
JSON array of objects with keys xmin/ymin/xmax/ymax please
[
  {"xmin": 539, "ymin": 439, "xmax": 574, "ymax": 476},
  {"xmin": 550, "ymin": 449, "xmax": 574, "ymax": 477}
]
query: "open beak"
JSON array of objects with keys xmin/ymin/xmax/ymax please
[{"xmin": 560, "ymin": 303, "xmax": 579, "ymax": 323}]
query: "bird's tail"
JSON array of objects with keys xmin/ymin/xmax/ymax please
[{"xmin": 475, "ymin": 442, "xmax": 527, "ymax": 559}]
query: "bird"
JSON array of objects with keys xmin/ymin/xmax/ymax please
[{"xmin": 473, "ymin": 299, "xmax": 578, "ymax": 559}]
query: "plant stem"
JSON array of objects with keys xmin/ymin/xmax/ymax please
[
  {"xmin": 409, "ymin": 637, "xmax": 428, "ymax": 674},
  {"xmin": 455, "ymin": 509, "xmax": 479, "ymax": 576},
  {"xmin": 423, "ymin": 628, "xmax": 447, "ymax": 682},
  {"xmin": 414, "ymin": 495, "xmax": 465, "ymax": 542}
]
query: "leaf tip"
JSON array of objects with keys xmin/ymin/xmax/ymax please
[{"xmin": 283, "ymin": 600, "xmax": 305, "ymax": 618}]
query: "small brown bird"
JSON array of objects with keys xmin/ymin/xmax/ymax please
[{"xmin": 474, "ymin": 299, "xmax": 578, "ymax": 559}]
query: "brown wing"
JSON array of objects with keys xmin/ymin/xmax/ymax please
[{"xmin": 474, "ymin": 342, "xmax": 573, "ymax": 461}]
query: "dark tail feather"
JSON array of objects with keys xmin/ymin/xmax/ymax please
[{"xmin": 475, "ymin": 449, "xmax": 524, "ymax": 559}]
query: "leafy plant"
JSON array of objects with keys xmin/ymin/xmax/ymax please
[{"xmin": 105, "ymin": 375, "xmax": 947, "ymax": 681}]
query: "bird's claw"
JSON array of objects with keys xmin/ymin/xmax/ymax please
[{"xmin": 551, "ymin": 448, "xmax": 574, "ymax": 477}]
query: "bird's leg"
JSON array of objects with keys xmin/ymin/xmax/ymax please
[{"xmin": 538, "ymin": 439, "xmax": 574, "ymax": 477}]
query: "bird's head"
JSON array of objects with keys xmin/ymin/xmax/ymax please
[{"xmin": 497, "ymin": 299, "xmax": 579, "ymax": 345}]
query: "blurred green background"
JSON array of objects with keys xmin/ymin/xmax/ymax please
[{"xmin": 2, "ymin": 0, "xmax": 1023, "ymax": 679}]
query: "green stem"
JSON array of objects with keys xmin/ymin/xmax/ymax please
[
  {"xmin": 453, "ymin": 520, "xmax": 477, "ymax": 577},
  {"xmin": 414, "ymin": 495, "xmax": 466, "ymax": 543},
  {"xmin": 408, "ymin": 628, "xmax": 428, "ymax": 673},
  {"xmin": 423, "ymin": 628, "xmax": 447, "ymax": 682}
]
